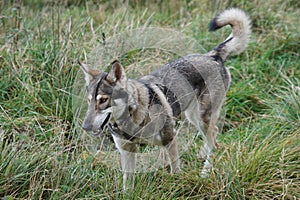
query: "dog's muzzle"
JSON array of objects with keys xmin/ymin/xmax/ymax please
[{"xmin": 90, "ymin": 107, "xmax": 113, "ymax": 136}]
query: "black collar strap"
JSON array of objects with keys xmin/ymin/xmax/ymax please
[{"xmin": 108, "ymin": 123, "xmax": 136, "ymax": 142}]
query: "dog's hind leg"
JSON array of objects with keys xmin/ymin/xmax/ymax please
[
  {"xmin": 199, "ymin": 111, "xmax": 219, "ymax": 160},
  {"xmin": 184, "ymin": 98, "xmax": 220, "ymax": 177},
  {"xmin": 112, "ymin": 135, "xmax": 137, "ymax": 190},
  {"xmin": 199, "ymin": 97, "xmax": 224, "ymax": 177},
  {"xmin": 199, "ymin": 114, "xmax": 219, "ymax": 178}
]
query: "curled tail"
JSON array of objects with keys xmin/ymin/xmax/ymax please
[{"xmin": 208, "ymin": 8, "xmax": 251, "ymax": 62}]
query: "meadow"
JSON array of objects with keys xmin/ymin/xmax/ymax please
[{"xmin": 0, "ymin": 0, "xmax": 299, "ymax": 199}]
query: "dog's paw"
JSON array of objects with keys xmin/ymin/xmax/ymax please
[{"xmin": 201, "ymin": 159, "xmax": 212, "ymax": 178}]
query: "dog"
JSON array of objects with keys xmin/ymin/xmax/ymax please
[{"xmin": 78, "ymin": 8, "xmax": 251, "ymax": 188}]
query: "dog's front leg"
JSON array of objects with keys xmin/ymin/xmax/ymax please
[
  {"xmin": 112, "ymin": 135, "xmax": 137, "ymax": 190},
  {"xmin": 119, "ymin": 147, "xmax": 137, "ymax": 190}
]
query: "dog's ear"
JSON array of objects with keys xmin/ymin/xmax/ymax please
[
  {"xmin": 78, "ymin": 60, "xmax": 100, "ymax": 84},
  {"xmin": 107, "ymin": 60, "xmax": 126, "ymax": 83}
]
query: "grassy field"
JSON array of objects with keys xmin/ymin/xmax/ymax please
[{"xmin": 0, "ymin": 0, "xmax": 299, "ymax": 199}]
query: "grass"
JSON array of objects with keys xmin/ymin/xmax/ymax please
[{"xmin": 0, "ymin": 0, "xmax": 299, "ymax": 199}]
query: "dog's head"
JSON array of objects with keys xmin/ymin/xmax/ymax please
[{"xmin": 79, "ymin": 60, "xmax": 132, "ymax": 136}]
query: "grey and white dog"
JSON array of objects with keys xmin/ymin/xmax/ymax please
[{"xmin": 79, "ymin": 8, "xmax": 251, "ymax": 187}]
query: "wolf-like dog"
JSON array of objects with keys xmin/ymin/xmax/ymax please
[{"xmin": 79, "ymin": 8, "xmax": 251, "ymax": 187}]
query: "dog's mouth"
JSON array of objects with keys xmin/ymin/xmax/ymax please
[{"xmin": 92, "ymin": 113, "xmax": 112, "ymax": 136}]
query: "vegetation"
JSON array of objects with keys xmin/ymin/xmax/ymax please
[{"xmin": 0, "ymin": 0, "xmax": 299, "ymax": 199}]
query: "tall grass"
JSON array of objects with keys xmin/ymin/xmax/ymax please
[{"xmin": 1, "ymin": 0, "xmax": 299, "ymax": 199}]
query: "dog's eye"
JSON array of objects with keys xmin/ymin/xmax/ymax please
[
  {"xmin": 96, "ymin": 94, "xmax": 109, "ymax": 105},
  {"xmin": 99, "ymin": 97, "xmax": 108, "ymax": 104}
]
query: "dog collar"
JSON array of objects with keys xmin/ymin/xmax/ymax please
[{"xmin": 107, "ymin": 123, "xmax": 136, "ymax": 142}]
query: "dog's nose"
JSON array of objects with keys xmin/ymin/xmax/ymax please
[{"xmin": 82, "ymin": 121, "xmax": 92, "ymax": 132}]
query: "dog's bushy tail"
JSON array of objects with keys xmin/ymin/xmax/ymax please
[{"xmin": 208, "ymin": 8, "xmax": 251, "ymax": 62}]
